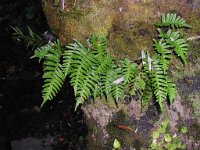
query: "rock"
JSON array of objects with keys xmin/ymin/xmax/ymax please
[
  {"xmin": 81, "ymin": 99, "xmax": 119, "ymax": 128},
  {"xmin": 127, "ymin": 101, "xmax": 141, "ymax": 119},
  {"xmin": 11, "ymin": 136, "xmax": 54, "ymax": 150}
]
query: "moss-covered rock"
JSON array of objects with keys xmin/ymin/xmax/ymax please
[{"xmin": 43, "ymin": 0, "xmax": 200, "ymax": 59}]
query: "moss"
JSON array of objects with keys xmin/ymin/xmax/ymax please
[
  {"xmin": 183, "ymin": 92, "xmax": 200, "ymax": 118},
  {"xmin": 43, "ymin": 0, "xmax": 200, "ymax": 60},
  {"xmin": 108, "ymin": 21, "xmax": 155, "ymax": 59},
  {"xmin": 170, "ymin": 40, "xmax": 200, "ymax": 80}
]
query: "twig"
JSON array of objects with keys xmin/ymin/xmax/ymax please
[{"xmin": 187, "ymin": 35, "xmax": 200, "ymax": 41}]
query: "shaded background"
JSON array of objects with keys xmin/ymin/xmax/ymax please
[{"xmin": 0, "ymin": 0, "xmax": 87, "ymax": 149}]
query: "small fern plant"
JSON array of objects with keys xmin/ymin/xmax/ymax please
[
  {"xmin": 32, "ymin": 13, "xmax": 189, "ymax": 112},
  {"xmin": 32, "ymin": 35, "xmax": 138, "ymax": 110},
  {"xmin": 141, "ymin": 13, "xmax": 190, "ymax": 111}
]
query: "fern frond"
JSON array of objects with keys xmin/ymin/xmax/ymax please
[
  {"xmin": 41, "ymin": 43, "xmax": 65, "ymax": 107},
  {"xmin": 172, "ymin": 39, "xmax": 188, "ymax": 64},
  {"xmin": 75, "ymin": 72, "xmax": 98, "ymax": 109},
  {"xmin": 153, "ymin": 39, "xmax": 172, "ymax": 74},
  {"xmin": 157, "ymin": 28, "xmax": 188, "ymax": 64},
  {"xmin": 32, "ymin": 40, "xmax": 61, "ymax": 62},
  {"xmin": 121, "ymin": 59, "xmax": 137, "ymax": 85},
  {"xmin": 93, "ymin": 83, "xmax": 102, "ymax": 99},
  {"xmin": 95, "ymin": 54, "xmax": 113, "ymax": 74},
  {"xmin": 12, "ymin": 26, "xmax": 44, "ymax": 49},
  {"xmin": 87, "ymin": 35, "xmax": 107, "ymax": 55},
  {"xmin": 166, "ymin": 79, "xmax": 177, "ymax": 105},
  {"xmin": 110, "ymin": 68, "xmax": 125, "ymax": 102},
  {"xmin": 63, "ymin": 42, "xmax": 83, "ymax": 76},
  {"xmin": 70, "ymin": 51, "xmax": 96, "ymax": 96},
  {"xmin": 129, "ymin": 72, "xmax": 145, "ymax": 95},
  {"xmin": 101, "ymin": 68, "xmax": 116, "ymax": 97},
  {"xmin": 156, "ymin": 13, "xmax": 190, "ymax": 28},
  {"xmin": 151, "ymin": 59, "xmax": 168, "ymax": 111},
  {"xmin": 111, "ymin": 83, "xmax": 124, "ymax": 102},
  {"xmin": 157, "ymin": 28, "xmax": 180, "ymax": 41},
  {"xmin": 141, "ymin": 77, "xmax": 152, "ymax": 105}
]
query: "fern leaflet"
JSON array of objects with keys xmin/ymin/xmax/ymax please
[
  {"xmin": 167, "ymin": 79, "xmax": 177, "ymax": 105},
  {"xmin": 156, "ymin": 13, "xmax": 190, "ymax": 28}
]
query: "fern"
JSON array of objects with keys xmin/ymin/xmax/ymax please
[
  {"xmin": 151, "ymin": 59, "xmax": 168, "ymax": 111},
  {"xmin": 12, "ymin": 26, "xmax": 45, "ymax": 49},
  {"xmin": 156, "ymin": 13, "xmax": 190, "ymax": 28},
  {"xmin": 166, "ymin": 79, "xmax": 177, "ymax": 105},
  {"xmin": 32, "ymin": 13, "xmax": 189, "ymax": 112},
  {"xmin": 69, "ymin": 49, "xmax": 96, "ymax": 96},
  {"xmin": 101, "ymin": 68, "xmax": 116, "ymax": 98},
  {"xmin": 33, "ymin": 40, "xmax": 65, "ymax": 107},
  {"xmin": 153, "ymin": 39, "xmax": 172, "ymax": 74},
  {"xmin": 120, "ymin": 59, "xmax": 137, "ymax": 85},
  {"xmin": 157, "ymin": 28, "xmax": 188, "ymax": 64},
  {"xmin": 171, "ymin": 38, "xmax": 188, "ymax": 64},
  {"xmin": 87, "ymin": 35, "xmax": 107, "ymax": 55}
]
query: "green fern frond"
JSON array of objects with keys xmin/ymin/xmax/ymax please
[
  {"xmin": 101, "ymin": 68, "xmax": 116, "ymax": 97},
  {"xmin": 153, "ymin": 39, "xmax": 170, "ymax": 55},
  {"xmin": 157, "ymin": 28, "xmax": 188, "ymax": 64},
  {"xmin": 75, "ymin": 72, "xmax": 98, "ymax": 109},
  {"xmin": 172, "ymin": 39, "xmax": 188, "ymax": 64},
  {"xmin": 153, "ymin": 39, "xmax": 172, "ymax": 74},
  {"xmin": 111, "ymin": 83, "xmax": 124, "ymax": 102},
  {"xmin": 151, "ymin": 60, "xmax": 168, "ymax": 111},
  {"xmin": 156, "ymin": 13, "xmax": 190, "ymax": 28},
  {"xmin": 129, "ymin": 72, "xmax": 145, "ymax": 96},
  {"xmin": 41, "ymin": 42, "xmax": 65, "ymax": 107},
  {"xmin": 95, "ymin": 54, "xmax": 113, "ymax": 74},
  {"xmin": 121, "ymin": 59, "xmax": 137, "ymax": 85},
  {"xmin": 32, "ymin": 40, "xmax": 61, "ymax": 62},
  {"xmin": 93, "ymin": 83, "xmax": 102, "ymax": 99},
  {"xmin": 31, "ymin": 46, "xmax": 49, "ymax": 62},
  {"xmin": 157, "ymin": 28, "xmax": 180, "ymax": 41},
  {"xmin": 70, "ymin": 51, "xmax": 96, "ymax": 96},
  {"xmin": 63, "ymin": 42, "xmax": 85, "ymax": 76},
  {"xmin": 87, "ymin": 35, "xmax": 107, "ymax": 55},
  {"xmin": 166, "ymin": 79, "xmax": 177, "ymax": 105},
  {"xmin": 141, "ymin": 77, "xmax": 152, "ymax": 105}
]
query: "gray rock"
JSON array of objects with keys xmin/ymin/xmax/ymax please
[{"xmin": 11, "ymin": 136, "xmax": 54, "ymax": 150}]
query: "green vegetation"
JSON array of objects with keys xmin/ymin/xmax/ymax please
[
  {"xmin": 29, "ymin": 13, "xmax": 190, "ymax": 112},
  {"xmin": 112, "ymin": 139, "xmax": 121, "ymax": 150},
  {"xmin": 32, "ymin": 35, "xmax": 139, "ymax": 109},
  {"xmin": 12, "ymin": 26, "xmax": 45, "ymax": 49},
  {"xmin": 149, "ymin": 119, "xmax": 187, "ymax": 150}
]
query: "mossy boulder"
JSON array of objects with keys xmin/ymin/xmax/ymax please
[{"xmin": 43, "ymin": 0, "xmax": 200, "ymax": 59}]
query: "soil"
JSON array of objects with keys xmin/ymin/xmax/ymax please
[{"xmin": 0, "ymin": 0, "xmax": 87, "ymax": 149}]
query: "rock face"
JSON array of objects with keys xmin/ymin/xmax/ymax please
[{"xmin": 43, "ymin": 0, "xmax": 200, "ymax": 59}]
